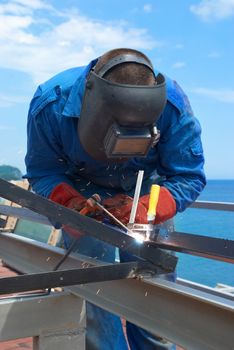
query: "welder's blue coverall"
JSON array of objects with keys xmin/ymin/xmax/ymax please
[{"xmin": 24, "ymin": 58, "xmax": 206, "ymax": 350}]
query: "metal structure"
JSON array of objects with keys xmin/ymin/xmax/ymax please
[
  {"xmin": 0, "ymin": 291, "xmax": 86, "ymax": 349},
  {"xmin": 0, "ymin": 194, "xmax": 234, "ymax": 349},
  {"xmin": 0, "ymin": 232, "xmax": 234, "ymax": 350},
  {"xmin": 1, "ymin": 178, "xmax": 234, "ymax": 265}
]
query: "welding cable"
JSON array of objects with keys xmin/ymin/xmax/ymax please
[
  {"xmin": 46, "ymin": 195, "xmax": 102, "ymax": 293},
  {"xmin": 0, "ymin": 238, "xmax": 80, "ymax": 301},
  {"xmin": 45, "ymin": 238, "xmax": 79, "ymax": 295}
]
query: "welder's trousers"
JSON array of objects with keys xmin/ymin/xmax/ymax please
[{"xmin": 62, "ymin": 232, "xmax": 176, "ymax": 350}]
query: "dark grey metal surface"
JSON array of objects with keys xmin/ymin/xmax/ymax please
[
  {"xmin": 153, "ymin": 229, "xmax": 234, "ymax": 263},
  {"xmin": 0, "ymin": 261, "xmax": 153, "ymax": 295},
  {"xmin": 190, "ymin": 200, "xmax": 234, "ymax": 211}
]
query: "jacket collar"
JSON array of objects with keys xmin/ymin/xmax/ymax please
[{"xmin": 62, "ymin": 58, "xmax": 98, "ymax": 117}]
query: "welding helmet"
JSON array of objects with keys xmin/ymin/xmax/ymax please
[{"xmin": 78, "ymin": 54, "xmax": 166, "ymax": 162}]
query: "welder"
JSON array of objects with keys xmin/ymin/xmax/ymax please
[{"xmin": 24, "ymin": 48, "xmax": 206, "ymax": 350}]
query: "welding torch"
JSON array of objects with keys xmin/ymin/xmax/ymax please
[
  {"xmin": 79, "ymin": 183, "xmax": 161, "ymax": 243},
  {"xmin": 79, "ymin": 193, "xmax": 130, "ymax": 233},
  {"xmin": 79, "ymin": 194, "xmax": 101, "ymax": 216}
]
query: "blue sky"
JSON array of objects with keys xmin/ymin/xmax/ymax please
[{"xmin": 0, "ymin": 0, "xmax": 233, "ymax": 179}]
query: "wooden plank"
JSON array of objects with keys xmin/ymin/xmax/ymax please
[
  {"xmin": 1, "ymin": 180, "xmax": 61, "ymax": 246},
  {"xmin": 47, "ymin": 227, "xmax": 62, "ymax": 246},
  {"xmin": 4, "ymin": 180, "xmax": 30, "ymax": 232}
]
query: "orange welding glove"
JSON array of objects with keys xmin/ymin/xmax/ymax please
[
  {"xmin": 103, "ymin": 187, "xmax": 176, "ymax": 225},
  {"xmin": 49, "ymin": 182, "xmax": 89, "ymax": 239},
  {"xmin": 103, "ymin": 194, "xmax": 147, "ymax": 225},
  {"xmin": 49, "ymin": 182, "xmax": 87, "ymax": 211}
]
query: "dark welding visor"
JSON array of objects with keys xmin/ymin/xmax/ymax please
[
  {"xmin": 104, "ymin": 123, "xmax": 154, "ymax": 157},
  {"xmin": 78, "ymin": 54, "xmax": 166, "ymax": 161}
]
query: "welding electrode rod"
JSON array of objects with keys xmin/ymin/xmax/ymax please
[{"xmin": 129, "ymin": 170, "xmax": 144, "ymax": 225}]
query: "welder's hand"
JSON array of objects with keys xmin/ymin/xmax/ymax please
[
  {"xmin": 49, "ymin": 182, "xmax": 99, "ymax": 239},
  {"xmin": 103, "ymin": 194, "xmax": 148, "ymax": 225},
  {"xmin": 140, "ymin": 187, "xmax": 176, "ymax": 224},
  {"xmin": 103, "ymin": 187, "xmax": 176, "ymax": 225},
  {"xmin": 49, "ymin": 182, "xmax": 87, "ymax": 211}
]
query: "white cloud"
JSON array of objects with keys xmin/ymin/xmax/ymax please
[
  {"xmin": 191, "ymin": 87, "xmax": 234, "ymax": 103},
  {"xmin": 0, "ymin": 0, "xmax": 52, "ymax": 15},
  {"xmin": 0, "ymin": 0, "xmax": 160, "ymax": 84},
  {"xmin": 172, "ymin": 61, "xmax": 186, "ymax": 69},
  {"xmin": 0, "ymin": 15, "xmax": 39, "ymax": 44},
  {"xmin": 143, "ymin": 4, "xmax": 153, "ymax": 13},
  {"xmin": 13, "ymin": 0, "xmax": 51, "ymax": 10},
  {"xmin": 190, "ymin": 0, "xmax": 234, "ymax": 21}
]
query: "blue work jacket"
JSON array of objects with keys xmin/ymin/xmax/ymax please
[{"xmin": 24, "ymin": 59, "xmax": 206, "ymax": 212}]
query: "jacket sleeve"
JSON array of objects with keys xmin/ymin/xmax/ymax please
[
  {"xmin": 156, "ymin": 102, "xmax": 206, "ymax": 212},
  {"xmin": 24, "ymin": 99, "xmax": 74, "ymax": 198}
]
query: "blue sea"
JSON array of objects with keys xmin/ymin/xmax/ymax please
[{"xmin": 175, "ymin": 180, "xmax": 234, "ymax": 287}]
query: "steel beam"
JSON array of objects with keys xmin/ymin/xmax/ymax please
[
  {"xmin": 190, "ymin": 200, "xmax": 234, "ymax": 212},
  {"xmin": 0, "ymin": 261, "xmax": 153, "ymax": 294},
  {"xmin": 0, "ymin": 233, "xmax": 233, "ymax": 350},
  {"xmin": 71, "ymin": 278, "xmax": 234, "ymax": 350},
  {"xmin": 0, "ymin": 291, "xmax": 85, "ymax": 343},
  {"xmin": 0, "ymin": 204, "xmax": 51, "ymax": 226},
  {"xmin": 0, "ymin": 201, "xmax": 233, "ymax": 231},
  {"xmin": 178, "ymin": 278, "xmax": 234, "ymax": 300},
  {"xmin": 154, "ymin": 229, "xmax": 234, "ymax": 263}
]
